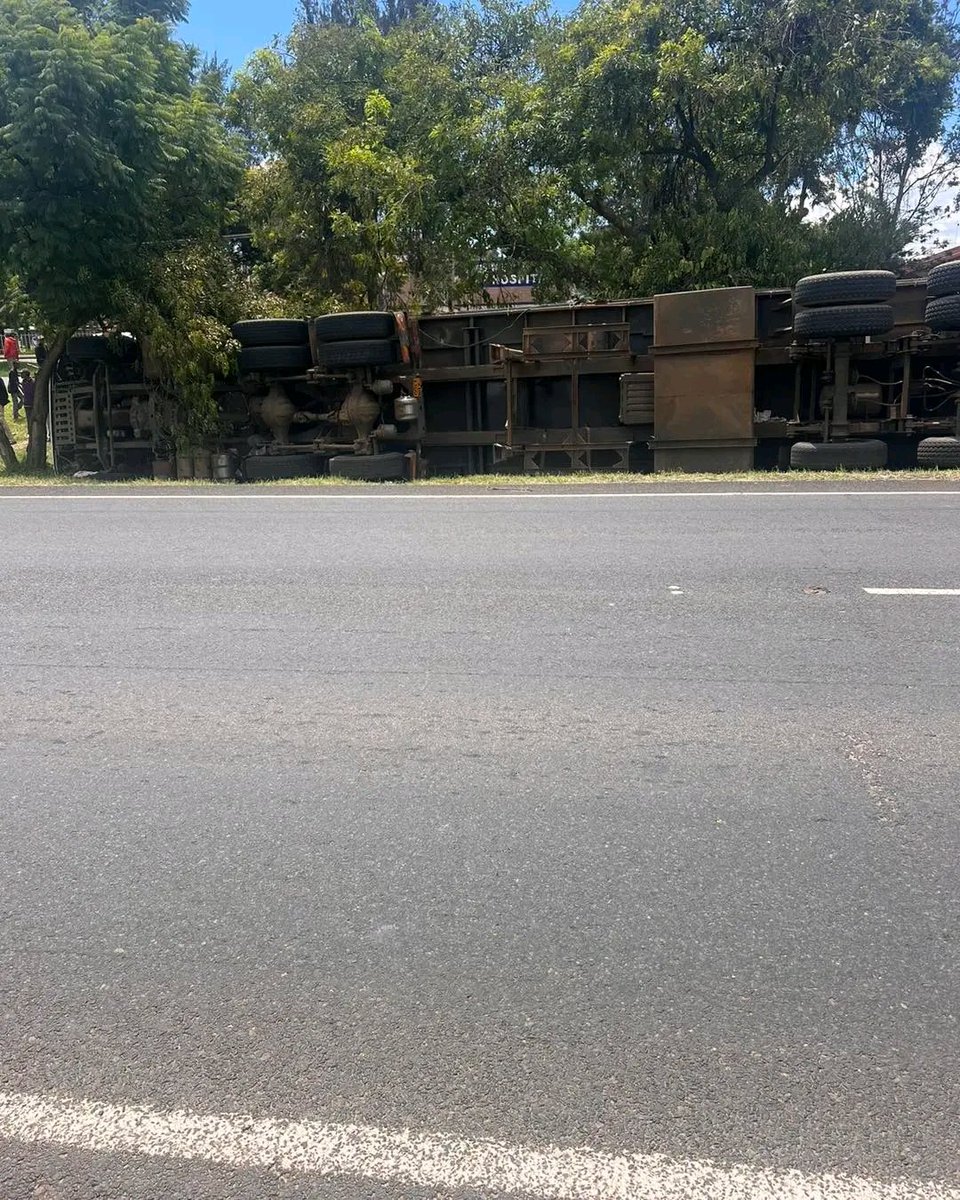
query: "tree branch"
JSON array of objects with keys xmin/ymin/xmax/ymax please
[
  {"xmin": 26, "ymin": 329, "xmax": 71, "ymax": 472},
  {"xmin": 571, "ymin": 185, "xmax": 650, "ymax": 241}
]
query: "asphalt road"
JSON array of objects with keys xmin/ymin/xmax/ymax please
[{"xmin": 0, "ymin": 486, "xmax": 958, "ymax": 1199}]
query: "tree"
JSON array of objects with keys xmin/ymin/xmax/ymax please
[
  {"xmin": 0, "ymin": 0, "xmax": 241, "ymax": 468},
  {"xmin": 385, "ymin": 0, "xmax": 573, "ymax": 303},
  {"xmin": 230, "ymin": 0, "xmax": 560, "ymax": 311},
  {"xmin": 297, "ymin": 0, "xmax": 430, "ymax": 33},
  {"xmin": 817, "ymin": 106, "xmax": 960, "ymax": 268},
  {"xmin": 229, "ymin": 19, "xmax": 397, "ymax": 311},
  {"xmin": 233, "ymin": 0, "xmax": 960, "ymax": 310},
  {"xmin": 67, "ymin": 0, "xmax": 189, "ymax": 29},
  {"xmin": 530, "ymin": 0, "xmax": 960, "ymax": 294},
  {"xmin": 0, "ymin": 273, "xmax": 38, "ymax": 334}
]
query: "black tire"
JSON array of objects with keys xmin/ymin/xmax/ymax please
[
  {"xmin": 794, "ymin": 304, "xmax": 895, "ymax": 340},
  {"xmin": 328, "ymin": 452, "xmax": 407, "ymax": 481},
  {"xmin": 313, "ymin": 312, "xmax": 396, "ymax": 341},
  {"xmin": 917, "ymin": 436, "xmax": 960, "ymax": 468},
  {"xmin": 242, "ymin": 452, "xmax": 325, "ymax": 481},
  {"xmin": 239, "ymin": 344, "xmax": 312, "ymax": 373},
  {"xmin": 926, "ymin": 262, "xmax": 960, "ymax": 298},
  {"xmin": 66, "ymin": 336, "xmax": 111, "ymax": 361},
  {"xmin": 317, "ymin": 338, "xmax": 399, "ymax": 368},
  {"xmin": 794, "ymin": 270, "xmax": 896, "ymax": 307},
  {"xmin": 790, "ymin": 440, "xmax": 888, "ymax": 470},
  {"xmin": 66, "ymin": 335, "xmax": 137, "ymax": 363},
  {"xmin": 925, "ymin": 295, "xmax": 960, "ymax": 332},
  {"xmin": 232, "ymin": 319, "xmax": 308, "ymax": 347}
]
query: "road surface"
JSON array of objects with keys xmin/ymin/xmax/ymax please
[{"xmin": 0, "ymin": 484, "xmax": 958, "ymax": 1199}]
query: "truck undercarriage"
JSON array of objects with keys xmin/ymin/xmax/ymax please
[{"xmin": 49, "ymin": 274, "xmax": 960, "ymax": 479}]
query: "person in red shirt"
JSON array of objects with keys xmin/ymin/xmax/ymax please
[{"xmin": 4, "ymin": 332, "xmax": 20, "ymax": 405}]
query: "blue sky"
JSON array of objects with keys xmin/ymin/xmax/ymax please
[{"xmin": 179, "ymin": 0, "xmax": 298, "ymax": 69}]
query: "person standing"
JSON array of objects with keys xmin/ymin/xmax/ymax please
[
  {"xmin": 34, "ymin": 336, "xmax": 47, "ymax": 366},
  {"xmin": 21, "ymin": 369, "xmax": 35, "ymax": 425},
  {"xmin": 9, "ymin": 364, "xmax": 20, "ymax": 419},
  {"xmin": 4, "ymin": 332, "xmax": 20, "ymax": 409}
]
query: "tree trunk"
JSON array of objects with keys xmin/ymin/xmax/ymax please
[
  {"xmin": 0, "ymin": 414, "xmax": 18, "ymax": 472},
  {"xmin": 26, "ymin": 329, "xmax": 70, "ymax": 472}
]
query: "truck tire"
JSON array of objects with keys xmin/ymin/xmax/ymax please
[
  {"xmin": 329, "ymin": 452, "xmax": 407, "ymax": 481},
  {"xmin": 232, "ymin": 319, "xmax": 308, "ymax": 347},
  {"xmin": 790, "ymin": 440, "xmax": 888, "ymax": 470},
  {"xmin": 924, "ymin": 294, "xmax": 960, "ymax": 332},
  {"xmin": 66, "ymin": 335, "xmax": 138, "ymax": 362},
  {"xmin": 317, "ymin": 338, "xmax": 400, "ymax": 368},
  {"xmin": 242, "ymin": 452, "xmax": 325, "ymax": 481},
  {"xmin": 239, "ymin": 344, "xmax": 312, "ymax": 373},
  {"xmin": 926, "ymin": 262, "xmax": 960, "ymax": 298},
  {"xmin": 917, "ymin": 436, "xmax": 960, "ymax": 468},
  {"xmin": 794, "ymin": 304, "xmax": 894, "ymax": 340},
  {"xmin": 793, "ymin": 270, "xmax": 896, "ymax": 307},
  {"xmin": 313, "ymin": 312, "xmax": 396, "ymax": 341},
  {"xmin": 66, "ymin": 335, "xmax": 114, "ymax": 361}
]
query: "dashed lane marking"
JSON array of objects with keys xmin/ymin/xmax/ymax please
[
  {"xmin": 0, "ymin": 1091, "xmax": 956, "ymax": 1200},
  {"xmin": 863, "ymin": 588, "xmax": 960, "ymax": 595}
]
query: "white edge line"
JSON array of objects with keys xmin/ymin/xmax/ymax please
[
  {"xmin": 0, "ymin": 1091, "xmax": 956, "ymax": 1200},
  {"xmin": 864, "ymin": 588, "xmax": 960, "ymax": 595},
  {"xmin": 0, "ymin": 489, "xmax": 959, "ymax": 500}
]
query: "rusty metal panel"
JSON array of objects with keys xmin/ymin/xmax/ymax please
[
  {"xmin": 523, "ymin": 325, "xmax": 630, "ymax": 358},
  {"xmin": 891, "ymin": 280, "xmax": 928, "ymax": 333},
  {"xmin": 654, "ymin": 286, "xmax": 756, "ymax": 348},
  {"xmin": 653, "ymin": 441, "xmax": 755, "ymax": 472},
  {"xmin": 651, "ymin": 288, "xmax": 757, "ymax": 472},
  {"xmin": 756, "ymin": 289, "xmax": 794, "ymax": 346},
  {"xmin": 416, "ymin": 312, "xmax": 525, "ymax": 369},
  {"xmin": 619, "ymin": 373, "xmax": 654, "ymax": 424},
  {"xmin": 654, "ymin": 350, "xmax": 755, "ymax": 443}
]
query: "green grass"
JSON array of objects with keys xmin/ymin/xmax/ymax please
[
  {"xmin": 0, "ymin": 407, "xmax": 29, "ymax": 460},
  {"xmin": 2, "ymin": 465, "xmax": 960, "ymax": 488},
  {"xmin": 1, "ymin": 354, "xmax": 38, "ymax": 459},
  {"xmin": 358, "ymin": 468, "xmax": 960, "ymax": 487}
]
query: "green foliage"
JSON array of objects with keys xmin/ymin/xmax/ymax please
[
  {"xmin": 67, "ymin": 0, "xmax": 189, "ymax": 27},
  {"xmin": 533, "ymin": 0, "xmax": 960, "ymax": 292},
  {"xmin": 0, "ymin": 0, "xmax": 239, "ymax": 327},
  {"xmin": 115, "ymin": 242, "xmax": 255, "ymax": 451},
  {"xmin": 297, "ymin": 0, "xmax": 433, "ymax": 33},
  {"xmin": 0, "ymin": 0, "xmax": 242, "ymax": 464},
  {"xmin": 232, "ymin": 0, "xmax": 960, "ymax": 307},
  {"xmin": 230, "ymin": 0, "xmax": 561, "ymax": 310},
  {"xmin": 0, "ymin": 273, "xmax": 37, "ymax": 331}
]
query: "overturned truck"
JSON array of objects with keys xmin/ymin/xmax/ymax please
[{"xmin": 50, "ymin": 267, "xmax": 960, "ymax": 479}]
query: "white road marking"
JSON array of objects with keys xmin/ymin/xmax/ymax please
[
  {"xmin": 668, "ymin": 585, "xmax": 685, "ymax": 595},
  {"xmin": 0, "ymin": 489, "xmax": 958, "ymax": 500},
  {"xmin": 863, "ymin": 588, "xmax": 960, "ymax": 595},
  {"xmin": 0, "ymin": 1091, "xmax": 955, "ymax": 1200}
]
